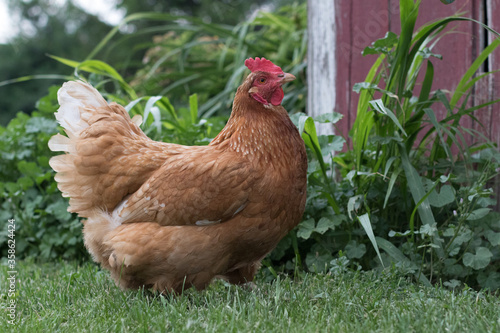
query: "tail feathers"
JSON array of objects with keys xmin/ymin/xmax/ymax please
[
  {"xmin": 55, "ymin": 81, "xmax": 108, "ymax": 136},
  {"xmin": 48, "ymin": 133, "xmax": 74, "ymax": 153},
  {"xmin": 50, "ymin": 154, "xmax": 96, "ymax": 208},
  {"xmin": 49, "ymin": 80, "xmax": 168, "ymax": 217}
]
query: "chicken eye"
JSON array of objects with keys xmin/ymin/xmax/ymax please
[{"xmin": 259, "ymin": 78, "xmax": 266, "ymax": 84}]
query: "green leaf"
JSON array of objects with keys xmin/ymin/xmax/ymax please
[
  {"xmin": 297, "ymin": 218, "xmax": 315, "ymax": 239},
  {"xmin": 319, "ymin": 135, "xmax": 345, "ymax": 156},
  {"xmin": 486, "ymin": 232, "xmax": 500, "ymax": 246},
  {"xmin": 435, "ymin": 186, "xmax": 456, "ymax": 207},
  {"xmin": 315, "ymin": 217, "xmax": 335, "ymax": 234},
  {"xmin": 254, "ymin": 12, "xmax": 294, "ymax": 32},
  {"xmin": 189, "ymin": 94, "xmax": 199, "ymax": 125},
  {"xmin": 124, "ymin": 97, "xmax": 146, "ymax": 114},
  {"xmin": 466, "ymin": 208, "xmax": 491, "ymax": 221},
  {"xmin": 0, "ymin": 74, "xmax": 71, "ymax": 88},
  {"xmin": 36, "ymin": 172, "xmax": 52, "ymax": 185},
  {"xmin": 362, "ymin": 31, "xmax": 399, "ymax": 55},
  {"xmin": 25, "ymin": 117, "xmax": 58, "ymax": 134},
  {"xmin": 48, "ymin": 56, "xmax": 137, "ymax": 99},
  {"xmin": 414, "ymin": 60, "xmax": 434, "ymax": 116},
  {"xmin": 477, "ymin": 271, "xmax": 500, "ymax": 290},
  {"xmin": 352, "ymin": 54, "xmax": 384, "ymax": 171},
  {"xmin": 46, "ymin": 201, "xmax": 72, "ymax": 222},
  {"xmin": 313, "ymin": 112, "xmax": 343, "ymax": 124},
  {"xmin": 443, "ymin": 279, "xmax": 461, "ymax": 289},
  {"xmin": 358, "ymin": 213, "xmax": 384, "ymax": 267},
  {"xmin": 463, "ymin": 247, "xmax": 493, "ymax": 270},
  {"xmin": 353, "ymin": 82, "xmax": 378, "ymax": 94},
  {"xmin": 376, "ymin": 237, "xmax": 432, "ymax": 286},
  {"xmin": 400, "ymin": 145, "xmax": 446, "ymax": 259},
  {"xmin": 305, "ymin": 252, "xmax": 333, "ymax": 273},
  {"xmin": 298, "ymin": 217, "xmax": 339, "ymax": 239},
  {"xmin": 345, "ymin": 240, "xmax": 366, "ymax": 259},
  {"xmin": 423, "ymin": 108, "xmax": 452, "ymax": 160},
  {"xmin": 297, "ymin": 115, "xmax": 310, "ymax": 136},
  {"xmin": 39, "ymin": 242, "xmax": 53, "ymax": 259},
  {"xmin": 143, "ymin": 96, "xmax": 163, "ymax": 132},
  {"xmin": 156, "ymin": 97, "xmax": 178, "ymax": 121},
  {"xmin": 425, "ymin": 183, "xmax": 455, "ymax": 208},
  {"xmin": 383, "ymin": 169, "xmax": 401, "ymax": 209},
  {"xmin": 369, "ymin": 99, "xmax": 407, "ymax": 136},
  {"xmin": 303, "ymin": 117, "xmax": 321, "ymax": 151},
  {"xmin": 347, "ymin": 195, "xmax": 363, "ymax": 220},
  {"xmin": 17, "ymin": 177, "xmax": 34, "ymax": 190},
  {"xmin": 447, "ymin": 228, "xmax": 472, "ymax": 256},
  {"xmin": 450, "ymin": 38, "xmax": 500, "ymax": 110},
  {"xmin": 17, "ymin": 161, "xmax": 42, "ymax": 178},
  {"xmin": 419, "ymin": 223, "xmax": 437, "ymax": 237}
]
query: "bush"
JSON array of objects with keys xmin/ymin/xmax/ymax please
[
  {"xmin": 0, "ymin": 87, "xmax": 87, "ymax": 260},
  {"xmin": 274, "ymin": 1, "xmax": 500, "ymax": 290},
  {"xmin": 103, "ymin": 2, "xmax": 307, "ymax": 118}
]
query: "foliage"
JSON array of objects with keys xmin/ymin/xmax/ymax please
[
  {"xmin": 6, "ymin": 260, "xmax": 500, "ymax": 331},
  {"xmin": 0, "ymin": 0, "xmax": 302, "ymax": 126},
  {"xmin": 274, "ymin": 0, "xmax": 500, "ymax": 291},
  {"xmin": 2, "ymin": 0, "xmax": 499, "ymax": 293},
  {"xmin": 0, "ymin": 0, "xmax": 115, "ymax": 125},
  {"xmin": 127, "ymin": 2, "xmax": 307, "ymax": 118},
  {"xmin": 115, "ymin": 0, "xmax": 294, "ymax": 26},
  {"xmin": 0, "ymin": 87, "xmax": 86, "ymax": 261}
]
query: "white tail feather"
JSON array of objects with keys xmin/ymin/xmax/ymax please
[
  {"xmin": 55, "ymin": 81, "xmax": 108, "ymax": 137},
  {"xmin": 48, "ymin": 80, "xmax": 159, "ymax": 218},
  {"xmin": 50, "ymin": 155, "xmax": 74, "ymax": 173},
  {"xmin": 131, "ymin": 115, "xmax": 143, "ymax": 127},
  {"xmin": 48, "ymin": 133, "xmax": 73, "ymax": 152}
]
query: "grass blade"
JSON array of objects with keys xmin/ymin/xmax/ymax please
[
  {"xmin": 398, "ymin": 144, "xmax": 445, "ymax": 258},
  {"xmin": 352, "ymin": 54, "xmax": 385, "ymax": 171},
  {"xmin": 0, "ymin": 74, "xmax": 72, "ymax": 87},
  {"xmin": 189, "ymin": 94, "xmax": 199, "ymax": 124},
  {"xmin": 369, "ymin": 99, "xmax": 407, "ymax": 136},
  {"xmin": 358, "ymin": 213, "xmax": 384, "ymax": 267},
  {"xmin": 376, "ymin": 237, "xmax": 432, "ymax": 286},
  {"xmin": 450, "ymin": 38, "xmax": 500, "ymax": 110},
  {"xmin": 383, "ymin": 168, "xmax": 401, "ymax": 209}
]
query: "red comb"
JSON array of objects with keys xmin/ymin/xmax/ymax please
[{"xmin": 244, "ymin": 57, "xmax": 283, "ymax": 74}]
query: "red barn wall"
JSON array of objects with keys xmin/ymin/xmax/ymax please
[{"xmin": 334, "ymin": 0, "xmax": 500, "ymax": 202}]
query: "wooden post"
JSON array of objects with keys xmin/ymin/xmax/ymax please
[{"xmin": 307, "ymin": 0, "xmax": 336, "ymax": 135}]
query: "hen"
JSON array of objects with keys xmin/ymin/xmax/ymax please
[{"xmin": 48, "ymin": 57, "xmax": 307, "ymax": 293}]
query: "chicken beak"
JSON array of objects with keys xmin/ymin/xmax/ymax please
[{"xmin": 280, "ymin": 73, "xmax": 296, "ymax": 84}]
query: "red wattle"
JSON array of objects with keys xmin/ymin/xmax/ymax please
[{"xmin": 270, "ymin": 87, "xmax": 284, "ymax": 106}]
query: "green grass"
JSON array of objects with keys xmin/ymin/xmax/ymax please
[{"xmin": 3, "ymin": 260, "xmax": 500, "ymax": 332}]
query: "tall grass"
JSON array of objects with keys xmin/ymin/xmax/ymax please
[
  {"xmin": 352, "ymin": 1, "xmax": 500, "ymax": 288},
  {"xmin": 297, "ymin": 0, "xmax": 500, "ymax": 290},
  {"xmin": 48, "ymin": 3, "xmax": 307, "ymax": 121}
]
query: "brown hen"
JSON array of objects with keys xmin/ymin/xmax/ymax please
[{"xmin": 49, "ymin": 57, "xmax": 307, "ymax": 293}]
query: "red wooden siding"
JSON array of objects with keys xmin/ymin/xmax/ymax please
[{"xmin": 334, "ymin": 0, "xmax": 500, "ymax": 199}]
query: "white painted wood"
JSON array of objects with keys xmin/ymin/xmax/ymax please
[{"xmin": 307, "ymin": 0, "xmax": 336, "ymax": 135}]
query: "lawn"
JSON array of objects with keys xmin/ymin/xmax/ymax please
[{"xmin": 2, "ymin": 260, "xmax": 499, "ymax": 332}]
